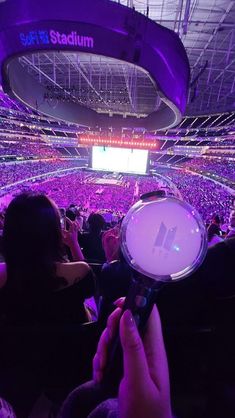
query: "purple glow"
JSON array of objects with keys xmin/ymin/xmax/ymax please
[
  {"xmin": 123, "ymin": 199, "xmax": 206, "ymax": 277},
  {"xmin": 50, "ymin": 30, "xmax": 94, "ymax": 48},
  {"xmin": 19, "ymin": 29, "xmax": 95, "ymax": 49}
]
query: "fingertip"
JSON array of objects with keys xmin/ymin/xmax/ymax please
[
  {"xmin": 147, "ymin": 304, "xmax": 162, "ymax": 330},
  {"xmin": 113, "ymin": 297, "xmax": 125, "ymax": 307},
  {"xmin": 122, "ymin": 310, "xmax": 136, "ymax": 329},
  {"xmin": 119, "ymin": 310, "xmax": 139, "ymax": 348},
  {"xmin": 120, "ymin": 310, "xmax": 149, "ymax": 383},
  {"xmin": 107, "ymin": 307, "xmax": 122, "ymax": 331}
]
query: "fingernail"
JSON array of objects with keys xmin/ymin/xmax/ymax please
[
  {"xmin": 114, "ymin": 297, "xmax": 124, "ymax": 306},
  {"xmin": 123, "ymin": 310, "xmax": 135, "ymax": 328}
]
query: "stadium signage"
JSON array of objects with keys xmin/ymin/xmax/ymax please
[
  {"xmin": 0, "ymin": 0, "xmax": 190, "ymax": 129},
  {"xmin": 19, "ymin": 30, "xmax": 94, "ymax": 49}
]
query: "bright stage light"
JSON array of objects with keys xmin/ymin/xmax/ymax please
[{"xmin": 92, "ymin": 146, "xmax": 148, "ymax": 174}]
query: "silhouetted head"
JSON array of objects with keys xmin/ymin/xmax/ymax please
[
  {"xmin": 212, "ymin": 214, "xmax": 220, "ymax": 225},
  {"xmin": 140, "ymin": 190, "xmax": 166, "ymax": 201},
  {"xmin": 3, "ymin": 193, "xmax": 64, "ymax": 298},
  {"xmin": 66, "ymin": 208, "xmax": 77, "ymax": 222},
  {"xmin": 207, "ymin": 223, "xmax": 220, "ymax": 242},
  {"xmin": 88, "ymin": 213, "xmax": 105, "ymax": 234}
]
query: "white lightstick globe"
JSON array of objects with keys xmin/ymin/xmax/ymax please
[{"xmin": 121, "ymin": 197, "xmax": 207, "ymax": 281}]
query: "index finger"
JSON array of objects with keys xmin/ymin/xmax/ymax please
[
  {"xmin": 119, "ymin": 310, "xmax": 150, "ymax": 386},
  {"xmin": 143, "ymin": 305, "xmax": 170, "ymax": 393},
  {"xmin": 93, "ymin": 307, "xmax": 122, "ymax": 382}
]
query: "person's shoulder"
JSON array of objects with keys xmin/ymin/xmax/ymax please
[
  {"xmin": 56, "ymin": 261, "xmax": 91, "ymax": 286},
  {"xmin": 206, "ymin": 237, "xmax": 235, "ymax": 272},
  {"xmin": 209, "ymin": 237, "xmax": 234, "ymax": 253},
  {"xmin": 224, "ymin": 235, "xmax": 235, "ymax": 250},
  {"xmin": 208, "ymin": 235, "xmax": 223, "ymax": 247},
  {"xmin": 226, "ymin": 231, "xmax": 235, "ymax": 240},
  {"xmin": 0, "ymin": 263, "xmax": 7, "ymax": 289}
]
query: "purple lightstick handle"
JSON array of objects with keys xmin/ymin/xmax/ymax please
[{"xmin": 101, "ymin": 274, "xmax": 165, "ymax": 395}]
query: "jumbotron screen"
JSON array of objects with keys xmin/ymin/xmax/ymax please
[{"xmin": 92, "ymin": 146, "xmax": 149, "ymax": 174}]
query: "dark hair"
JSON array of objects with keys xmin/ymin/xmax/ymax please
[
  {"xmin": 66, "ymin": 208, "xmax": 76, "ymax": 222},
  {"xmin": 3, "ymin": 193, "xmax": 64, "ymax": 303},
  {"xmin": 212, "ymin": 214, "xmax": 220, "ymax": 225},
  {"xmin": 140, "ymin": 190, "xmax": 166, "ymax": 201},
  {"xmin": 88, "ymin": 213, "xmax": 105, "ymax": 234},
  {"xmin": 207, "ymin": 223, "xmax": 220, "ymax": 242}
]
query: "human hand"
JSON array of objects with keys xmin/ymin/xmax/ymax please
[
  {"xmin": 102, "ymin": 226, "xmax": 120, "ymax": 262},
  {"xmin": 93, "ymin": 299, "xmax": 172, "ymax": 418},
  {"xmin": 62, "ymin": 217, "xmax": 79, "ymax": 249}
]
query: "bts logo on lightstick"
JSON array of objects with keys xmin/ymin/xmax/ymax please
[{"xmin": 153, "ymin": 223, "xmax": 177, "ymax": 252}]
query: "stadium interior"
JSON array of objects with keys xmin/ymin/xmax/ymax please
[{"xmin": 0, "ymin": 0, "xmax": 234, "ymax": 417}]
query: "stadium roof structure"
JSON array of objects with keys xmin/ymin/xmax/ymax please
[
  {"xmin": 111, "ymin": 0, "xmax": 235, "ymax": 116},
  {"xmin": 0, "ymin": 0, "xmax": 234, "ymax": 130},
  {"xmin": 0, "ymin": 0, "xmax": 190, "ymax": 130}
]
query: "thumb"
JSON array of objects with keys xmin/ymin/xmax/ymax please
[{"xmin": 120, "ymin": 310, "xmax": 150, "ymax": 385}]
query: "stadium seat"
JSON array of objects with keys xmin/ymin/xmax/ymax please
[{"xmin": 0, "ymin": 321, "xmax": 100, "ymax": 417}]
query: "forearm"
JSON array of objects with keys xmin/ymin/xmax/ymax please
[{"xmin": 69, "ymin": 242, "xmax": 84, "ymax": 261}]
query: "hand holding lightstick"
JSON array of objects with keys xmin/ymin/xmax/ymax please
[
  {"xmin": 102, "ymin": 193, "xmax": 207, "ymax": 392},
  {"xmin": 120, "ymin": 192, "xmax": 207, "ymax": 330}
]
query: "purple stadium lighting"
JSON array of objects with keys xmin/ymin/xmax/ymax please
[{"xmin": 0, "ymin": 0, "xmax": 190, "ymax": 130}]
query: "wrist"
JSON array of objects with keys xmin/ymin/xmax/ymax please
[{"xmin": 69, "ymin": 240, "xmax": 79, "ymax": 250}]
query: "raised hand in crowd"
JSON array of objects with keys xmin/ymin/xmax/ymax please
[{"xmin": 62, "ymin": 217, "xmax": 84, "ymax": 261}]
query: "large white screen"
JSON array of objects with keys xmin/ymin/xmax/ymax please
[{"xmin": 92, "ymin": 147, "xmax": 148, "ymax": 174}]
